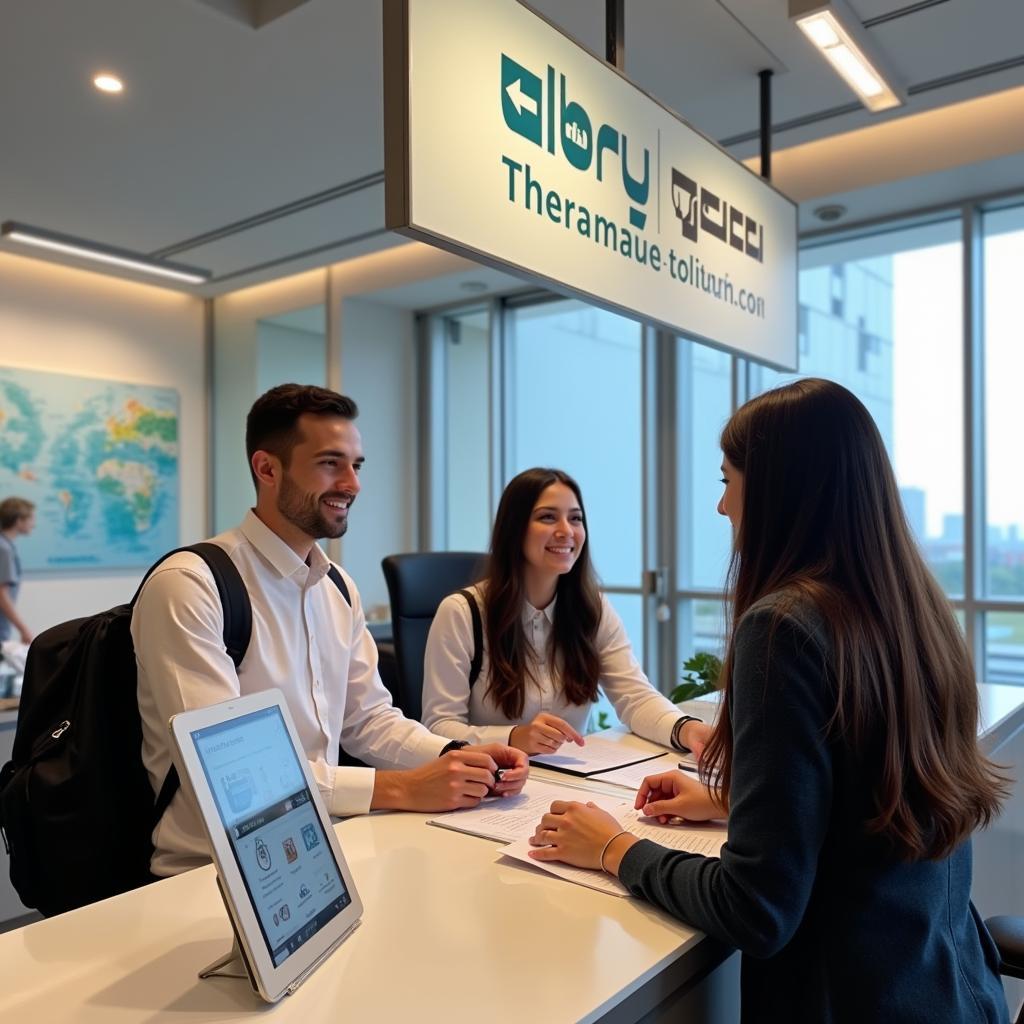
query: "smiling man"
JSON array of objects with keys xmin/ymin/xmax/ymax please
[{"xmin": 132, "ymin": 384, "xmax": 526, "ymax": 876}]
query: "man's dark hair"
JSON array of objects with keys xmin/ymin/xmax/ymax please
[{"xmin": 245, "ymin": 384, "xmax": 358, "ymax": 489}]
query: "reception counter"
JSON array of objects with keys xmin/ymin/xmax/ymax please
[{"xmin": 0, "ymin": 688, "xmax": 1020, "ymax": 1023}]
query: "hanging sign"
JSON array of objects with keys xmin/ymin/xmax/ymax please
[{"xmin": 384, "ymin": 0, "xmax": 798, "ymax": 369}]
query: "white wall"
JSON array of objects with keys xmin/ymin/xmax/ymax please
[
  {"xmin": 445, "ymin": 321, "xmax": 490, "ymax": 551},
  {"xmin": 337, "ymin": 297, "xmax": 417, "ymax": 615},
  {"xmin": 256, "ymin": 322, "xmax": 326, "ymax": 396},
  {"xmin": 212, "ymin": 269, "xmax": 325, "ymax": 532},
  {"xmin": 0, "ymin": 252, "xmax": 206, "ymax": 633}
]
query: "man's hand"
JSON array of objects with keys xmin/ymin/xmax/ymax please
[
  {"xmin": 509, "ymin": 713, "xmax": 584, "ymax": 754},
  {"xmin": 17, "ymin": 627, "xmax": 33, "ymax": 645},
  {"xmin": 465, "ymin": 742, "xmax": 529, "ymax": 796},
  {"xmin": 371, "ymin": 744, "xmax": 528, "ymax": 811}
]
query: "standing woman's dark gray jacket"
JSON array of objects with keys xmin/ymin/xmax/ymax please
[{"xmin": 618, "ymin": 593, "xmax": 1008, "ymax": 1023}]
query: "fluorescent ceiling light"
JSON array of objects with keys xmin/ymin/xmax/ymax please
[
  {"xmin": 93, "ymin": 73, "xmax": 124, "ymax": 94},
  {"xmin": 790, "ymin": 1, "xmax": 905, "ymax": 113},
  {"xmin": 0, "ymin": 222, "xmax": 210, "ymax": 285}
]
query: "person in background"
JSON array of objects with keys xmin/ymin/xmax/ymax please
[
  {"xmin": 422, "ymin": 467, "xmax": 711, "ymax": 758},
  {"xmin": 132, "ymin": 385, "xmax": 527, "ymax": 876},
  {"xmin": 527, "ymin": 379, "xmax": 1010, "ymax": 1023},
  {"xmin": 0, "ymin": 497, "xmax": 35, "ymax": 645}
]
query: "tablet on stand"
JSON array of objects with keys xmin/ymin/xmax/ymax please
[{"xmin": 169, "ymin": 688, "xmax": 363, "ymax": 1003}]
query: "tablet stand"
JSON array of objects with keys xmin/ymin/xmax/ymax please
[{"xmin": 198, "ymin": 877, "xmax": 260, "ymax": 995}]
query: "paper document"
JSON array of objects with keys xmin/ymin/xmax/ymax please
[
  {"xmin": 587, "ymin": 753, "xmax": 681, "ymax": 791},
  {"xmin": 500, "ymin": 808, "xmax": 727, "ymax": 897},
  {"xmin": 426, "ymin": 779, "xmax": 623, "ymax": 844},
  {"xmin": 530, "ymin": 735, "xmax": 664, "ymax": 776}
]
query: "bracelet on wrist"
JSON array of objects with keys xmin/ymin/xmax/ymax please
[
  {"xmin": 671, "ymin": 715, "xmax": 701, "ymax": 753},
  {"xmin": 599, "ymin": 830, "xmax": 630, "ymax": 873}
]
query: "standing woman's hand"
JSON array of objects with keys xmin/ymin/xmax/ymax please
[
  {"xmin": 635, "ymin": 770, "xmax": 724, "ymax": 824},
  {"xmin": 509, "ymin": 713, "xmax": 585, "ymax": 754}
]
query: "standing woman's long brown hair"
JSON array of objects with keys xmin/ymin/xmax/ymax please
[
  {"xmin": 483, "ymin": 468, "xmax": 603, "ymax": 719},
  {"xmin": 701, "ymin": 378, "xmax": 1008, "ymax": 860}
]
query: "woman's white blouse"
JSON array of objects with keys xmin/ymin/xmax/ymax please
[{"xmin": 421, "ymin": 585, "xmax": 681, "ymax": 746}]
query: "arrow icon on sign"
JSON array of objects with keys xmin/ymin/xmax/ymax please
[{"xmin": 504, "ymin": 77, "xmax": 539, "ymax": 118}]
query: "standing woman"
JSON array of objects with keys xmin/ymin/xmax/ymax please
[
  {"xmin": 422, "ymin": 468, "xmax": 710, "ymax": 757},
  {"xmin": 528, "ymin": 380, "xmax": 1010, "ymax": 1023}
]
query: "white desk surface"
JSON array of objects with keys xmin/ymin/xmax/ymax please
[
  {"xmin": 2, "ymin": 691, "xmax": 1019, "ymax": 1024},
  {"xmin": 0, "ymin": 712, "xmax": 722, "ymax": 1024}
]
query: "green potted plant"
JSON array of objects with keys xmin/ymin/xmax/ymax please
[{"xmin": 669, "ymin": 651, "xmax": 722, "ymax": 704}]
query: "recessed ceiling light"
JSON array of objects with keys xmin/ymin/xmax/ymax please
[
  {"xmin": 813, "ymin": 204, "xmax": 847, "ymax": 223},
  {"xmin": 93, "ymin": 73, "xmax": 124, "ymax": 94},
  {"xmin": 459, "ymin": 280, "xmax": 487, "ymax": 293}
]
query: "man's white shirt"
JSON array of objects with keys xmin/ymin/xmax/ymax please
[{"xmin": 133, "ymin": 510, "xmax": 447, "ymax": 876}]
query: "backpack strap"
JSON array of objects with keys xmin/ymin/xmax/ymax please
[
  {"xmin": 133, "ymin": 542, "xmax": 255, "ymax": 823},
  {"xmin": 456, "ymin": 589, "xmax": 483, "ymax": 688},
  {"xmin": 327, "ymin": 565, "xmax": 352, "ymax": 606},
  {"xmin": 130, "ymin": 542, "xmax": 252, "ymax": 669},
  {"xmin": 188, "ymin": 543, "xmax": 252, "ymax": 668}
]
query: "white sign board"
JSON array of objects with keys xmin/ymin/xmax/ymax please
[{"xmin": 385, "ymin": 0, "xmax": 798, "ymax": 370}]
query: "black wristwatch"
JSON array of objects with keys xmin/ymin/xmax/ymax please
[
  {"xmin": 671, "ymin": 716, "xmax": 702, "ymax": 753},
  {"xmin": 439, "ymin": 739, "xmax": 469, "ymax": 757}
]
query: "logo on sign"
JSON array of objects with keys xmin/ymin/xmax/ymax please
[
  {"xmin": 671, "ymin": 169, "xmax": 764, "ymax": 264},
  {"xmin": 500, "ymin": 53, "xmax": 651, "ymax": 229}
]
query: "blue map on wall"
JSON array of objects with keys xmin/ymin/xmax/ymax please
[{"xmin": 0, "ymin": 366, "xmax": 179, "ymax": 571}]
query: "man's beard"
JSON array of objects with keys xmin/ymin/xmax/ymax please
[{"xmin": 277, "ymin": 472, "xmax": 351, "ymax": 540}]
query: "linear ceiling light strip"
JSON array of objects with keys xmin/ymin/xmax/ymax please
[
  {"xmin": 789, "ymin": 0, "xmax": 905, "ymax": 112},
  {"xmin": 0, "ymin": 221, "xmax": 210, "ymax": 283}
]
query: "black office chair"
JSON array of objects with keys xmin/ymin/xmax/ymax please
[
  {"xmin": 986, "ymin": 916, "xmax": 1024, "ymax": 1024},
  {"xmin": 381, "ymin": 551, "xmax": 488, "ymax": 721}
]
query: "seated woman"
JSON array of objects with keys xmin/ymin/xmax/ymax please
[
  {"xmin": 527, "ymin": 379, "xmax": 1010, "ymax": 1023},
  {"xmin": 421, "ymin": 467, "xmax": 710, "ymax": 756}
]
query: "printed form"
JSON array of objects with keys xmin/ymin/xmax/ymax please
[
  {"xmin": 529, "ymin": 735, "xmax": 665, "ymax": 776},
  {"xmin": 426, "ymin": 779, "xmax": 624, "ymax": 843},
  {"xmin": 500, "ymin": 809, "xmax": 727, "ymax": 898}
]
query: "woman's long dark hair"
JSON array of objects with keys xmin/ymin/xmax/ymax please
[
  {"xmin": 483, "ymin": 468, "xmax": 603, "ymax": 719},
  {"xmin": 701, "ymin": 378, "xmax": 1008, "ymax": 861}
]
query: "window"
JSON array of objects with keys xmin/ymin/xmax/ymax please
[
  {"xmin": 749, "ymin": 220, "xmax": 964, "ymax": 596},
  {"xmin": 505, "ymin": 300, "xmax": 643, "ymax": 597},
  {"xmin": 983, "ymin": 205, "xmax": 1024, "ymax": 601},
  {"xmin": 676, "ymin": 338, "xmax": 732, "ymax": 664},
  {"xmin": 984, "ymin": 612, "xmax": 1024, "ymax": 686}
]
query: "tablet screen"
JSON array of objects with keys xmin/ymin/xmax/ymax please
[{"xmin": 191, "ymin": 705, "xmax": 352, "ymax": 967}]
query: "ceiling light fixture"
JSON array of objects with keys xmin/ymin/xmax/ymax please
[
  {"xmin": 789, "ymin": 0, "xmax": 905, "ymax": 113},
  {"xmin": 0, "ymin": 222, "xmax": 210, "ymax": 285},
  {"xmin": 93, "ymin": 73, "xmax": 124, "ymax": 94}
]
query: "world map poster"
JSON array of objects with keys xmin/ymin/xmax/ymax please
[{"xmin": 0, "ymin": 366, "xmax": 179, "ymax": 571}]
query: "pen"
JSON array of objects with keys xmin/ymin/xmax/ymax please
[
  {"xmin": 493, "ymin": 768, "xmax": 504, "ymax": 785},
  {"xmin": 677, "ymin": 762, "xmax": 699, "ymax": 774}
]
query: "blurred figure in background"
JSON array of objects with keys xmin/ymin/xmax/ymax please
[{"xmin": 0, "ymin": 497, "xmax": 35, "ymax": 646}]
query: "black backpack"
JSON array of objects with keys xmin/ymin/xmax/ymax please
[{"xmin": 0, "ymin": 542, "xmax": 351, "ymax": 917}]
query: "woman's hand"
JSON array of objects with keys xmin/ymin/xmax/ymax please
[
  {"xmin": 509, "ymin": 713, "xmax": 585, "ymax": 755},
  {"xmin": 635, "ymin": 770, "xmax": 723, "ymax": 824},
  {"xmin": 528, "ymin": 800, "xmax": 637, "ymax": 874},
  {"xmin": 678, "ymin": 720, "xmax": 713, "ymax": 760}
]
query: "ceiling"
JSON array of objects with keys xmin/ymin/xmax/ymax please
[{"xmin": 1, "ymin": 0, "xmax": 1022, "ymax": 298}]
